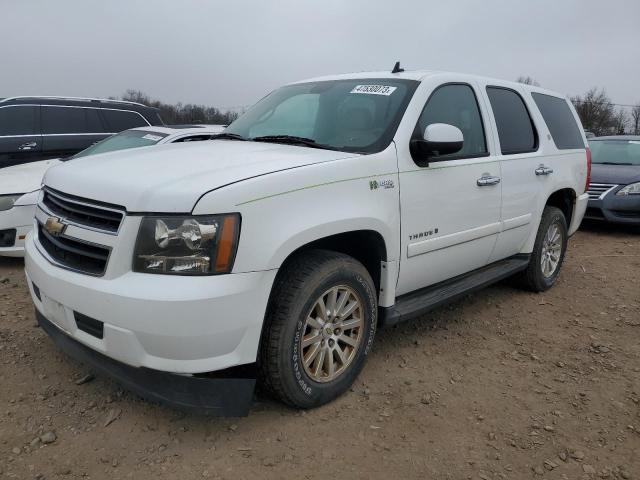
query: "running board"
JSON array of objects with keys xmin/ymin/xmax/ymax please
[{"xmin": 380, "ymin": 255, "xmax": 530, "ymax": 327}]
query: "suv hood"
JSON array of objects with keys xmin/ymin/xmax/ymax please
[
  {"xmin": 591, "ymin": 163, "xmax": 640, "ymax": 185},
  {"xmin": 44, "ymin": 141, "xmax": 358, "ymax": 212},
  {"xmin": 0, "ymin": 159, "xmax": 61, "ymax": 195}
]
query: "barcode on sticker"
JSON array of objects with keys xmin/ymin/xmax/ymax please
[{"xmin": 350, "ymin": 85, "xmax": 397, "ymax": 96}]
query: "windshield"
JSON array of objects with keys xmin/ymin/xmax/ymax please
[
  {"xmin": 224, "ymin": 78, "xmax": 419, "ymax": 154},
  {"xmin": 69, "ymin": 129, "xmax": 169, "ymax": 160},
  {"xmin": 589, "ymin": 139, "xmax": 640, "ymax": 166}
]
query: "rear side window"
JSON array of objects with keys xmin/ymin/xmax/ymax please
[
  {"xmin": 0, "ymin": 106, "xmax": 37, "ymax": 135},
  {"xmin": 85, "ymin": 108, "xmax": 104, "ymax": 132},
  {"xmin": 532, "ymin": 93, "xmax": 584, "ymax": 149},
  {"xmin": 42, "ymin": 106, "xmax": 106, "ymax": 134},
  {"xmin": 487, "ymin": 87, "xmax": 537, "ymax": 154},
  {"xmin": 415, "ymin": 84, "xmax": 487, "ymax": 160},
  {"xmin": 101, "ymin": 110, "xmax": 149, "ymax": 132}
]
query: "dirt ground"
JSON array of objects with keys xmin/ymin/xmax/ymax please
[{"xmin": 1, "ymin": 222, "xmax": 639, "ymax": 480}]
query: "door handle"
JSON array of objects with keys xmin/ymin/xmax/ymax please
[
  {"xmin": 18, "ymin": 142, "xmax": 37, "ymax": 151},
  {"xmin": 477, "ymin": 175, "xmax": 501, "ymax": 186},
  {"xmin": 535, "ymin": 165, "xmax": 554, "ymax": 176}
]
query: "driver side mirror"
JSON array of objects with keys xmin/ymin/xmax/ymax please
[{"xmin": 410, "ymin": 123, "xmax": 464, "ymax": 163}]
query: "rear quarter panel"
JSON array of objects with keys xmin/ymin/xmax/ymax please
[{"xmin": 520, "ymin": 87, "xmax": 588, "ymax": 251}]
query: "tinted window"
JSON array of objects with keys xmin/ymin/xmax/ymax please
[
  {"xmin": 415, "ymin": 84, "xmax": 487, "ymax": 160},
  {"xmin": 532, "ymin": 93, "xmax": 584, "ymax": 150},
  {"xmin": 487, "ymin": 87, "xmax": 537, "ymax": 154},
  {"xmin": 42, "ymin": 106, "xmax": 106, "ymax": 134},
  {"xmin": 0, "ymin": 106, "xmax": 37, "ymax": 135},
  {"xmin": 102, "ymin": 110, "xmax": 148, "ymax": 131},
  {"xmin": 85, "ymin": 108, "xmax": 104, "ymax": 132}
]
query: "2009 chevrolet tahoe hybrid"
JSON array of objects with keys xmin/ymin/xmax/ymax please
[{"xmin": 25, "ymin": 68, "xmax": 590, "ymax": 415}]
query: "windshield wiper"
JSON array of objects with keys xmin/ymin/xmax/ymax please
[
  {"xmin": 251, "ymin": 135, "xmax": 339, "ymax": 151},
  {"xmin": 598, "ymin": 162, "xmax": 632, "ymax": 165},
  {"xmin": 210, "ymin": 133, "xmax": 247, "ymax": 141}
]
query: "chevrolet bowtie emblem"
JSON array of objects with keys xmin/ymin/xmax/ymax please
[{"xmin": 44, "ymin": 217, "xmax": 66, "ymax": 236}]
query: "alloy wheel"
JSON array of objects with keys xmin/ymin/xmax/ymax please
[
  {"xmin": 540, "ymin": 221, "xmax": 563, "ymax": 278},
  {"xmin": 300, "ymin": 285, "xmax": 364, "ymax": 383}
]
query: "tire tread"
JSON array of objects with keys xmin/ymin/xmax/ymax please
[
  {"xmin": 258, "ymin": 249, "xmax": 370, "ymax": 407},
  {"xmin": 520, "ymin": 206, "xmax": 567, "ymax": 292}
]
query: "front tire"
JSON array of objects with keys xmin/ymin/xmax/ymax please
[
  {"xmin": 259, "ymin": 250, "xmax": 377, "ymax": 409},
  {"xmin": 521, "ymin": 206, "xmax": 568, "ymax": 292}
]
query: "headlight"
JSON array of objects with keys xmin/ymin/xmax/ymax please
[
  {"xmin": 616, "ymin": 182, "xmax": 640, "ymax": 196},
  {"xmin": 0, "ymin": 194, "xmax": 23, "ymax": 212},
  {"xmin": 133, "ymin": 214, "xmax": 240, "ymax": 275}
]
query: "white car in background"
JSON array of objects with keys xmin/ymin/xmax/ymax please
[{"xmin": 0, "ymin": 125, "xmax": 225, "ymax": 256}]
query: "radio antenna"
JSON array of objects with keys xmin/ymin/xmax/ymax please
[{"xmin": 391, "ymin": 61, "xmax": 404, "ymax": 73}]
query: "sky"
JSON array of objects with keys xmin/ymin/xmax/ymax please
[{"xmin": 1, "ymin": 0, "xmax": 639, "ymax": 112}]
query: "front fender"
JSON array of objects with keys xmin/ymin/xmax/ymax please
[
  {"xmin": 268, "ymin": 218, "xmax": 393, "ymax": 269},
  {"xmin": 192, "ymin": 147, "xmax": 401, "ymax": 274}
]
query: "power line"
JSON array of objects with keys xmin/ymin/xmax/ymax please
[{"xmin": 572, "ymin": 100, "xmax": 638, "ymax": 109}]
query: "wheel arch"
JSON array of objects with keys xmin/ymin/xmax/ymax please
[
  {"xmin": 274, "ymin": 229, "xmax": 388, "ymax": 294},
  {"xmin": 545, "ymin": 187, "xmax": 577, "ymax": 227},
  {"xmin": 523, "ymin": 187, "xmax": 577, "ymax": 253}
]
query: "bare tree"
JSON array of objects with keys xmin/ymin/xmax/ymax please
[
  {"xmin": 631, "ymin": 103, "xmax": 640, "ymax": 135},
  {"xmin": 571, "ymin": 88, "xmax": 617, "ymax": 136},
  {"xmin": 516, "ymin": 76, "xmax": 540, "ymax": 87},
  {"xmin": 120, "ymin": 89, "xmax": 239, "ymax": 125},
  {"xmin": 612, "ymin": 109, "xmax": 628, "ymax": 135}
]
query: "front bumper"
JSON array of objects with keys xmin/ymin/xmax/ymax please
[
  {"xmin": 36, "ymin": 309, "xmax": 256, "ymax": 416},
  {"xmin": 585, "ymin": 190, "xmax": 640, "ymax": 225},
  {"xmin": 0, "ymin": 204, "xmax": 36, "ymax": 257},
  {"xmin": 25, "ymin": 232, "xmax": 277, "ymax": 374}
]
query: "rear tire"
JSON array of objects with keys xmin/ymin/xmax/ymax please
[
  {"xmin": 259, "ymin": 250, "xmax": 377, "ymax": 409},
  {"xmin": 520, "ymin": 206, "xmax": 568, "ymax": 292}
]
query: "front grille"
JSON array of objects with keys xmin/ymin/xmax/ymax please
[
  {"xmin": 0, "ymin": 229, "xmax": 16, "ymax": 247},
  {"xmin": 42, "ymin": 188, "xmax": 125, "ymax": 234},
  {"xmin": 37, "ymin": 223, "xmax": 110, "ymax": 276},
  {"xmin": 587, "ymin": 183, "xmax": 618, "ymax": 200}
]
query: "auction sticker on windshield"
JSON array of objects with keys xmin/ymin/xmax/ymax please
[
  {"xmin": 350, "ymin": 85, "xmax": 397, "ymax": 96},
  {"xmin": 142, "ymin": 134, "xmax": 163, "ymax": 141}
]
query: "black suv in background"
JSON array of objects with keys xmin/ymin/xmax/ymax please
[{"xmin": 0, "ymin": 96, "xmax": 163, "ymax": 168}]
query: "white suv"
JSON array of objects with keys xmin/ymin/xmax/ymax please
[{"xmin": 24, "ymin": 69, "xmax": 590, "ymax": 415}]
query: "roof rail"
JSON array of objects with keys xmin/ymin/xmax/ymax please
[{"xmin": 0, "ymin": 96, "xmax": 148, "ymax": 107}]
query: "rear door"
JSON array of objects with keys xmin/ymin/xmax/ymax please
[
  {"xmin": 482, "ymin": 85, "xmax": 543, "ymax": 262},
  {"xmin": 41, "ymin": 106, "xmax": 109, "ymax": 159},
  {"xmin": 0, "ymin": 105, "xmax": 42, "ymax": 168}
]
